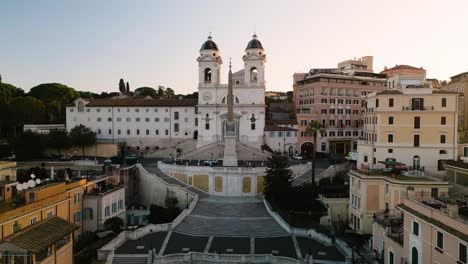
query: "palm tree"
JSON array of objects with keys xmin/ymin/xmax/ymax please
[{"xmin": 305, "ymin": 121, "xmax": 326, "ymax": 195}]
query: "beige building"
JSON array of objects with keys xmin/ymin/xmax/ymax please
[
  {"xmin": 359, "ymin": 86, "xmax": 459, "ymax": 174},
  {"xmin": 348, "ymin": 169, "xmax": 450, "ymax": 234},
  {"xmin": 372, "ymin": 191, "xmax": 468, "ymax": 264},
  {"xmin": 441, "ymin": 71, "xmax": 468, "ymax": 140}
]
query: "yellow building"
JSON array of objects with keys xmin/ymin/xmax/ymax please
[
  {"xmin": 348, "ymin": 169, "xmax": 450, "ymax": 234},
  {"xmin": 0, "ymin": 216, "xmax": 77, "ymax": 264},
  {"xmin": 0, "ymin": 176, "xmax": 109, "ymax": 241},
  {"xmin": 359, "ymin": 87, "xmax": 459, "ymax": 174},
  {"xmin": 0, "ymin": 162, "xmax": 17, "ymax": 202},
  {"xmin": 441, "ymin": 71, "xmax": 468, "ymax": 140}
]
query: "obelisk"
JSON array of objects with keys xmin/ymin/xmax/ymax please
[{"xmin": 223, "ymin": 60, "xmax": 238, "ymax": 166}]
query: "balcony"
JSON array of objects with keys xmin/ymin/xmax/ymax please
[
  {"xmin": 402, "ymin": 106, "xmax": 434, "ymax": 111},
  {"xmin": 374, "ymin": 209, "xmax": 404, "ymax": 245}
]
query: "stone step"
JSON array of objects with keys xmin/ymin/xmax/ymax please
[
  {"xmin": 112, "ymin": 256, "xmax": 148, "ymax": 264},
  {"xmin": 192, "ymin": 201, "xmax": 270, "ymax": 218},
  {"xmin": 174, "ymin": 215, "xmax": 288, "ymax": 237}
]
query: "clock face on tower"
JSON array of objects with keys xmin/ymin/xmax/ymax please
[{"xmin": 202, "ymin": 92, "xmax": 212, "ymax": 102}]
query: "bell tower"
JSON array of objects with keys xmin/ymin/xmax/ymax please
[
  {"xmin": 197, "ymin": 35, "xmax": 222, "ymax": 88},
  {"xmin": 243, "ymin": 34, "xmax": 266, "ymax": 87}
]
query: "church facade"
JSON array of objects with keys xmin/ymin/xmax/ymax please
[
  {"xmin": 196, "ymin": 35, "xmax": 266, "ymax": 150},
  {"xmin": 65, "ymin": 35, "xmax": 272, "ymax": 154}
]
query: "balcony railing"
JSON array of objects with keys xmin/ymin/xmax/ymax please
[
  {"xmin": 402, "ymin": 106, "xmax": 434, "ymax": 111},
  {"xmin": 374, "ymin": 209, "xmax": 404, "ymax": 245}
]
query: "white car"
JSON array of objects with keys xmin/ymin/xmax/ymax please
[{"xmin": 292, "ymin": 154, "xmax": 303, "ymax": 160}]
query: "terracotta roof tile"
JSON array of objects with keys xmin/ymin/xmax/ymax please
[{"xmin": 84, "ymin": 98, "xmax": 198, "ymax": 107}]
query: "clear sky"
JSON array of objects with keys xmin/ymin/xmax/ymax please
[{"xmin": 1, "ymin": 0, "xmax": 467, "ymax": 94}]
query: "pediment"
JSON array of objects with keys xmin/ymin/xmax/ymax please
[
  {"xmin": 197, "ymin": 54, "xmax": 222, "ymax": 63},
  {"xmin": 243, "ymin": 53, "xmax": 265, "ymax": 61}
]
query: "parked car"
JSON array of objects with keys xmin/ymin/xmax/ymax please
[
  {"xmin": 292, "ymin": 154, "xmax": 303, "ymax": 160},
  {"xmin": 60, "ymin": 154, "xmax": 75, "ymax": 161},
  {"xmin": 204, "ymin": 159, "xmax": 218, "ymax": 166}
]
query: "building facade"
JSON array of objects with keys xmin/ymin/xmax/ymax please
[
  {"xmin": 359, "ymin": 87, "xmax": 459, "ymax": 174},
  {"xmin": 372, "ymin": 192, "xmax": 468, "ymax": 264},
  {"xmin": 196, "ymin": 35, "xmax": 266, "ymax": 150},
  {"xmin": 348, "ymin": 169, "xmax": 450, "ymax": 234},
  {"xmin": 441, "ymin": 71, "xmax": 468, "ymax": 140},
  {"xmin": 293, "ymin": 56, "xmax": 387, "ymax": 156}
]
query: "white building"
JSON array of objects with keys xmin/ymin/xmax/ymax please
[
  {"xmin": 66, "ymin": 97, "xmax": 198, "ymax": 150},
  {"xmin": 65, "ymin": 35, "xmax": 295, "ymax": 156},
  {"xmin": 196, "ymin": 35, "xmax": 266, "ymax": 150},
  {"xmin": 264, "ymin": 124, "xmax": 298, "ymax": 155},
  {"xmin": 83, "ymin": 184, "xmax": 126, "ymax": 232}
]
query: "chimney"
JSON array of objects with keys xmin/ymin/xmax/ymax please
[{"xmin": 447, "ymin": 201, "xmax": 459, "ymax": 218}]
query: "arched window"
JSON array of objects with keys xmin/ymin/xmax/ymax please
[
  {"xmin": 204, "ymin": 68, "xmax": 212, "ymax": 83},
  {"xmin": 411, "ymin": 247, "xmax": 418, "ymax": 264},
  {"xmin": 77, "ymin": 101, "xmax": 84, "ymax": 112},
  {"xmin": 250, "ymin": 114, "xmax": 256, "ymax": 130},
  {"xmin": 222, "ymin": 97, "xmax": 226, "ymax": 104},
  {"xmin": 250, "ymin": 67, "xmax": 258, "ymax": 83},
  {"xmin": 235, "ymin": 97, "xmax": 240, "ymax": 104}
]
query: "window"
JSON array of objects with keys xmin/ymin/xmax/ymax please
[
  {"xmin": 135, "ymin": 108, "xmax": 139, "ymax": 112},
  {"xmin": 146, "ymin": 129, "xmax": 149, "ymax": 135},
  {"xmin": 389, "ymin": 251, "xmax": 394, "ymax": 264},
  {"xmin": 184, "ymin": 117, "xmax": 188, "ymax": 123},
  {"xmin": 97, "ymin": 129, "xmax": 101, "ymax": 134},
  {"xmin": 127, "ymin": 129, "xmax": 130, "ymax": 135},
  {"xmin": 108, "ymin": 129, "xmax": 112, "ymax": 135},
  {"xmin": 204, "ymin": 68, "xmax": 212, "ymax": 82},
  {"xmin": 174, "ymin": 123, "xmax": 179, "ymax": 132},
  {"xmin": 174, "ymin": 112, "xmax": 179, "ymax": 120},
  {"xmin": 389, "ymin": 116, "xmax": 394, "ymax": 124},
  {"xmin": 155, "ymin": 129, "xmax": 159, "ymax": 135},
  {"xmin": 388, "ymin": 149, "xmax": 393, "ymax": 153},
  {"xmin": 412, "ymin": 98, "xmax": 424, "ymax": 110},
  {"xmin": 155, "ymin": 117, "xmax": 160, "ymax": 122},
  {"xmin": 321, "ymin": 143, "xmax": 326, "ymax": 152},
  {"xmin": 136, "ymin": 129, "xmax": 140, "ymax": 135},
  {"xmin": 126, "ymin": 117, "xmax": 131, "ymax": 122},
  {"xmin": 145, "ymin": 118, "xmax": 150, "ymax": 122},
  {"xmin": 414, "ymin": 135, "xmax": 420, "ymax": 147},
  {"xmin": 30, "ymin": 216, "xmax": 38, "ymax": 225},
  {"xmin": 364, "ymin": 155, "xmax": 368, "ymax": 162},
  {"xmin": 164, "ymin": 117, "xmax": 170, "ymax": 122},
  {"xmin": 83, "ymin": 208, "xmax": 93, "ymax": 220},
  {"xmin": 440, "ymin": 134, "xmax": 446, "ymax": 144},
  {"xmin": 376, "ymin": 99, "xmax": 379, "ymax": 107},
  {"xmin": 321, "ymin": 109, "xmax": 327, "ymax": 114},
  {"xmin": 251, "ymin": 123, "xmax": 256, "ymax": 130},
  {"xmin": 165, "ymin": 129, "xmax": 169, "ymax": 135},
  {"xmin": 442, "ymin": 98, "xmax": 447, "ymax": 107},
  {"xmin": 414, "ymin": 116, "xmax": 420, "ymax": 129},
  {"xmin": 389, "ymin": 98, "xmax": 394, "ymax": 107},
  {"xmin": 205, "ymin": 122, "xmax": 210, "ymax": 130},
  {"xmin": 108, "ymin": 117, "xmax": 112, "ymax": 122},
  {"xmin": 116, "ymin": 117, "xmax": 122, "ymax": 122},
  {"xmin": 112, "ymin": 202, "xmax": 117, "ymax": 213},
  {"xmin": 74, "ymin": 193, "xmax": 81, "ymax": 204},
  {"xmin": 388, "ymin": 134, "xmax": 393, "ymax": 143},
  {"xmin": 413, "ymin": 221, "xmax": 419, "ymax": 236},
  {"xmin": 74, "ymin": 210, "xmax": 81, "ymax": 223},
  {"xmin": 97, "ymin": 117, "xmax": 102, "ymax": 122},
  {"xmin": 436, "ymin": 231, "xmax": 444, "ymax": 251},
  {"xmin": 118, "ymin": 200, "xmax": 123, "ymax": 209},
  {"xmin": 136, "ymin": 118, "xmax": 140, "ymax": 122},
  {"xmin": 459, "ymin": 243, "xmax": 467, "ymax": 264},
  {"xmin": 105, "ymin": 206, "xmax": 110, "ymax": 217},
  {"xmin": 441, "ymin": 116, "xmax": 446, "ymax": 125}
]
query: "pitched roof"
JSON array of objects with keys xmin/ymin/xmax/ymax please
[
  {"xmin": 264, "ymin": 125, "xmax": 298, "ymax": 131},
  {"xmin": 381, "ymin": 65, "xmax": 424, "ymax": 72},
  {"xmin": 4, "ymin": 216, "xmax": 78, "ymax": 253},
  {"xmin": 84, "ymin": 98, "xmax": 198, "ymax": 107}
]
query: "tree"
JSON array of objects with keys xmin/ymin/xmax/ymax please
[
  {"xmin": 0, "ymin": 82, "xmax": 18, "ymax": 104},
  {"xmin": 119, "ymin": 79, "xmax": 126, "ymax": 94},
  {"xmin": 126, "ymin": 82, "xmax": 130, "ymax": 94},
  {"xmin": 305, "ymin": 121, "xmax": 326, "ymax": 196},
  {"xmin": 164, "ymin": 87, "xmax": 175, "ymax": 98},
  {"xmin": 264, "ymin": 152, "xmax": 293, "ymax": 209},
  {"xmin": 70, "ymin": 125, "xmax": 96, "ymax": 156},
  {"xmin": 46, "ymin": 129, "xmax": 71, "ymax": 155},
  {"xmin": 28, "ymin": 83, "xmax": 79, "ymax": 123},
  {"xmin": 14, "ymin": 131, "xmax": 45, "ymax": 160},
  {"xmin": 9, "ymin": 96, "xmax": 47, "ymax": 136},
  {"xmin": 134, "ymin": 87, "xmax": 157, "ymax": 97},
  {"xmin": 104, "ymin": 217, "xmax": 123, "ymax": 234},
  {"xmin": 156, "ymin": 86, "xmax": 165, "ymax": 98}
]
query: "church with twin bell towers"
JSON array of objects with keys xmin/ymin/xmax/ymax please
[{"xmin": 196, "ymin": 34, "xmax": 267, "ymax": 157}]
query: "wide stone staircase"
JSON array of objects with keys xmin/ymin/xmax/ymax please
[{"xmin": 174, "ymin": 197, "xmax": 288, "ymax": 237}]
